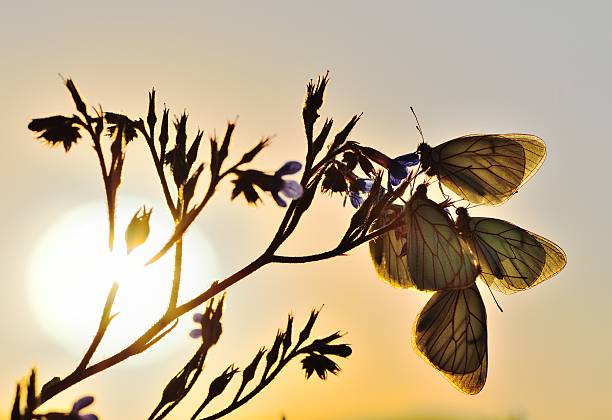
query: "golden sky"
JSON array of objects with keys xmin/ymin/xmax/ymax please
[{"xmin": 1, "ymin": 1, "xmax": 610, "ymax": 419}]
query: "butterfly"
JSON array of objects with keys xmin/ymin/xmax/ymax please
[
  {"xmin": 413, "ymin": 283, "xmax": 487, "ymax": 394},
  {"xmin": 369, "ymin": 184, "xmax": 478, "ymax": 291},
  {"xmin": 417, "ymin": 134, "xmax": 546, "ymax": 206},
  {"xmin": 368, "ymin": 203, "xmax": 410, "ymax": 288},
  {"xmin": 455, "ymin": 206, "xmax": 567, "ymax": 294}
]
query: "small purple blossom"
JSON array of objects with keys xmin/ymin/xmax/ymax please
[
  {"xmin": 70, "ymin": 396, "xmax": 98, "ymax": 420},
  {"xmin": 231, "ymin": 161, "xmax": 304, "ymax": 206},
  {"xmin": 355, "ymin": 178, "xmax": 374, "ymax": 193},
  {"xmin": 348, "ymin": 191, "xmax": 363, "ymax": 208},
  {"xmin": 190, "ymin": 312, "xmax": 203, "ymax": 339},
  {"xmin": 271, "ymin": 161, "xmax": 304, "ymax": 207},
  {"xmin": 388, "ymin": 153, "xmax": 420, "ymax": 186},
  {"xmin": 360, "ymin": 147, "xmax": 419, "ymax": 187},
  {"xmin": 348, "ymin": 178, "xmax": 374, "ymax": 208},
  {"xmin": 189, "ymin": 295, "xmax": 224, "ymax": 347}
]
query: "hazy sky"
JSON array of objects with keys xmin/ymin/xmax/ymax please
[{"xmin": 1, "ymin": 1, "xmax": 610, "ymax": 419}]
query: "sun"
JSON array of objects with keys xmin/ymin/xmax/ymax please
[{"xmin": 27, "ymin": 196, "xmax": 219, "ymax": 358}]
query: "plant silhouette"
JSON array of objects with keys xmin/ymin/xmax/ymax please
[{"xmin": 11, "ymin": 73, "xmax": 566, "ymax": 419}]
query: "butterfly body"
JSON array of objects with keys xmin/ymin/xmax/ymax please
[
  {"xmin": 370, "ymin": 185, "xmax": 479, "ymax": 291},
  {"xmin": 404, "ymin": 185, "xmax": 479, "ymax": 291}
]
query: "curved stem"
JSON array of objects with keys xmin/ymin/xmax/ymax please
[
  {"xmin": 271, "ymin": 217, "xmax": 403, "ymax": 264},
  {"xmin": 37, "ymin": 256, "xmax": 270, "ymax": 406},
  {"xmin": 76, "ymin": 282, "xmax": 119, "ymax": 372},
  {"xmin": 271, "ymin": 248, "xmax": 342, "ymax": 264}
]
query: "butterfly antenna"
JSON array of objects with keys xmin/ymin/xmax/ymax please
[{"xmin": 411, "ymin": 106, "xmax": 426, "ymax": 144}]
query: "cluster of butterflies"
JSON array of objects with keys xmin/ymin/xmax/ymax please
[{"xmin": 369, "ymin": 134, "xmax": 567, "ymax": 394}]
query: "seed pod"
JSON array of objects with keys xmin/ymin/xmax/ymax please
[{"xmin": 125, "ymin": 206, "xmax": 152, "ymax": 254}]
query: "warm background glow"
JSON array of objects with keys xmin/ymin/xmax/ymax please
[
  {"xmin": 1, "ymin": 1, "xmax": 609, "ymax": 419},
  {"xmin": 27, "ymin": 197, "xmax": 218, "ymax": 356}
]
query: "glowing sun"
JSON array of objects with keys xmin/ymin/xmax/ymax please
[{"xmin": 27, "ymin": 197, "xmax": 219, "ymax": 358}]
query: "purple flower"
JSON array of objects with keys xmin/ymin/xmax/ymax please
[
  {"xmin": 355, "ymin": 178, "xmax": 374, "ymax": 193},
  {"xmin": 271, "ymin": 161, "xmax": 304, "ymax": 207},
  {"xmin": 190, "ymin": 312, "xmax": 204, "ymax": 339},
  {"xmin": 70, "ymin": 396, "xmax": 98, "ymax": 420},
  {"xmin": 189, "ymin": 295, "xmax": 224, "ymax": 347},
  {"xmin": 231, "ymin": 161, "xmax": 304, "ymax": 206},
  {"xmin": 388, "ymin": 153, "xmax": 420, "ymax": 186},
  {"xmin": 360, "ymin": 147, "xmax": 419, "ymax": 186},
  {"xmin": 348, "ymin": 178, "xmax": 374, "ymax": 209},
  {"xmin": 348, "ymin": 191, "xmax": 363, "ymax": 208}
]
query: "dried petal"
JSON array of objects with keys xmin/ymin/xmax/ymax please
[
  {"xmin": 28, "ymin": 115, "xmax": 81, "ymax": 152},
  {"xmin": 301, "ymin": 354, "xmax": 340, "ymax": 380}
]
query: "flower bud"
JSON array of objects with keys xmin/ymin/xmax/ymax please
[{"xmin": 125, "ymin": 206, "xmax": 152, "ymax": 254}]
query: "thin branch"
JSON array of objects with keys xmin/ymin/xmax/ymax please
[
  {"xmin": 199, "ymin": 343, "xmax": 315, "ymax": 420},
  {"xmin": 142, "ymin": 319, "xmax": 179, "ymax": 352},
  {"xmin": 168, "ymin": 238, "xmax": 183, "ymax": 311},
  {"xmin": 147, "ymin": 162, "xmax": 239, "ymax": 265},
  {"xmin": 37, "ymin": 256, "xmax": 269, "ymax": 406},
  {"xmin": 75, "ymin": 282, "xmax": 119, "ymax": 372},
  {"xmin": 265, "ymin": 145, "xmax": 346, "ymax": 255},
  {"xmin": 270, "ymin": 217, "xmax": 404, "ymax": 264},
  {"xmin": 137, "ymin": 126, "xmax": 178, "ymax": 219},
  {"xmin": 75, "ymin": 116, "xmax": 115, "ymax": 250}
]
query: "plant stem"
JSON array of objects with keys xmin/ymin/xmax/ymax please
[
  {"xmin": 82, "ymin": 119, "xmax": 114, "ymax": 251},
  {"xmin": 270, "ymin": 217, "xmax": 403, "ymax": 264},
  {"xmin": 36, "ymin": 194, "xmax": 400, "ymax": 407},
  {"xmin": 200, "ymin": 346, "xmax": 305, "ymax": 420},
  {"xmin": 35, "ymin": 115, "xmax": 394, "ymax": 412},
  {"xmin": 168, "ymin": 239, "xmax": 182, "ymax": 311},
  {"xmin": 37, "ymin": 256, "xmax": 269, "ymax": 406},
  {"xmin": 75, "ymin": 282, "xmax": 119, "ymax": 372},
  {"xmin": 139, "ymin": 127, "xmax": 178, "ymax": 220}
]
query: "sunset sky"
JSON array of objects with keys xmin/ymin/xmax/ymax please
[{"xmin": 1, "ymin": 2, "xmax": 610, "ymax": 419}]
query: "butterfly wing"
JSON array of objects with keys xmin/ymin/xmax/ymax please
[
  {"xmin": 413, "ymin": 283, "xmax": 488, "ymax": 394},
  {"xmin": 369, "ymin": 204, "xmax": 416, "ymax": 289},
  {"xmin": 465, "ymin": 216, "xmax": 567, "ymax": 294},
  {"xmin": 405, "ymin": 190, "xmax": 479, "ymax": 291},
  {"xmin": 426, "ymin": 134, "xmax": 546, "ymax": 205}
]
